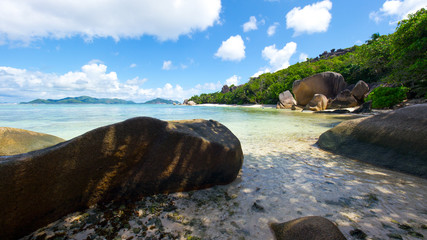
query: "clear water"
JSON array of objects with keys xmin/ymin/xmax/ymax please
[{"xmin": 1, "ymin": 104, "xmax": 426, "ymax": 240}]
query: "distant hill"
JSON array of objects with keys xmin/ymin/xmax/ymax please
[
  {"xmin": 144, "ymin": 98, "xmax": 180, "ymax": 105},
  {"xmin": 21, "ymin": 96, "xmax": 136, "ymax": 104}
]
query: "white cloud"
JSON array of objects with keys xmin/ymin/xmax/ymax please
[
  {"xmin": 215, "ymin": 35, "xmax": 246, "ymax": 62},
  {"xmin": 267, "ymin": 22, "xmax": 279, "ymax": 36},
  {"xmin": 252, "ymin": 68, "xmax": 271, "ymax": 78},
  {"xmin": 195, "ymin": 81, "xmax": 223, "ymax": 91},
  {"xmin": 299, "ymin": 53, "xmax": 308, "ymax": 62},
  {"xmin": 370, "ymin": 0, "xmax": 426, "ymax": 24},
  {"xmin": 262, "ymin": 42, "xmax": 297, "ymax": 71},
  {"xmin": 0, "ymin": 62, "xmax": 215, "ymax": 103},
  {"xmin": 225, "ymin": 75, "xmax": 241, "ymax": 86},
  {"xmin": 129, "ymin": 63, "xmax": 137, "ymax": 68},
  {"xmin": 0, "ymin": 0, "xmax": 221, "ymax": 45},
  {"xmin": 243, "ymin": 16, "xmax": 258, "ymax": 32},
  {"xmin": 162, "ymin": 60, "xmax": 173, "ymax": 70},
  {"xmin": 286, "ymin": 0, "xmax": 332, "ymax": 36}
]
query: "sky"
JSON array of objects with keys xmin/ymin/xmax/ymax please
[{"xmin": 0, "ymin": 0, "xmax": 425, "ymax": 103}]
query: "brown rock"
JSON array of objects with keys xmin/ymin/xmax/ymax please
[
  {"xmin": 318, "ymin": 104, "xmax": 427, "ymax": 178},
  {"xmin": 292, "ymin": 72, "xmax": 347, "ymax": 106},
  {"xmin": 277, "ymin": 90, "xmax": 297, "ymax": 109},
  {"xmin": 270, "ymin": 216, "xmax": 346, "ymax": 240},
  {"xmin": 0, "ymin": 117, "xmax": 243, "ymax": 239},
  {"xmin": 351, "ymin": 80, "xmax": 369, "ymax": 102},
  {"xmin": 0, "ymin": 127, "xmax": 64, "ymax": 156},
  {"xmin": 221, "ymin": 85, "xmax": 230, "ymax": 93},
  {"xmin": 305, "ymin": 94, "xmax": 328, "ymax": 111},
  {"xmin": 329, "ymin": 89, "xmax": 358, "ymax": 108}
]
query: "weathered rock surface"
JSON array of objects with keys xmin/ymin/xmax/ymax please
[
  {"xmin": 270, "ymin": 216, "xmax": 346, "ymax": 240},
  {"xmin": 187, "ymin": 100, "xmax": 196, "ymax": 106},
  {"xmin": 221, "ymin": 84, "xmax": 230, "ymax": 93},
  {"xmin": 292, "ymin": 72, "xmax": 347, "ymax": 106},
  {"xmin": 277, "ymin": 90, "xmax": 297, "ymax": 109},
  {"xmin": 351, "ymin": 80, "xmax": 369, "ymax": 102},
  {"xmin": 0, "ymin": 117, "xmax": 243, "ymax": 240},
  {"xmin": 318, "ymin": 104, "xmax": 427, "ymax": 178},
  {"xmin": 329, "ymin": 89, "xmax": 358, "ymax": 108},
  {"xmin": 305, "ymin": 94, "xmax": 328, "ymax": 111},
  {"xmin": 0, "ymin": 127, "xmax": 64, "ymax": 156}
]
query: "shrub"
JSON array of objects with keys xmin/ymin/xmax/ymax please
[{"xmin": 366, "ymin": 86, "xmax": 409, "ymax": 108}]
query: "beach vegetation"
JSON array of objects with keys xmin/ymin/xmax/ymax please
[{"xmin": 366, "ymin": 86, "xmax": 409, "ymax": 109}]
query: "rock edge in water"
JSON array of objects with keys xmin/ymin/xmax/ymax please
[
  {"xmin": 317, "ymin": 104, "xmax": 427, "ymax": 178},
  {"xmin": 0, "ymin": 127, "xmax": 64, "ymax": 156},
  {"xmin": 0, "ymin": 117, "xmax": 244, "ymax": 240}
]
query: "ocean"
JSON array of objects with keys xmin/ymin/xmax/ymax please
[{"xmin": 1, "ymin": 104, "xmax": 426, "ymax": 239}]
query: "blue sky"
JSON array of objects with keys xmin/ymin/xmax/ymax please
[{"xmin": 0, "ymin": 0, "xmax": 425, "ymax": 103}]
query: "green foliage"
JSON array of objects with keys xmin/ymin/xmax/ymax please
[
  {"xmin": 190, "ymin": 8, "xmax": 426, "ymax": 104},
  {"xmin": 387, "ymin": 8, "xmax": 427, "ymax": 97},
  {"xmin": 366, "ymin": 86, "xmax": 409, "ymax": 109}
]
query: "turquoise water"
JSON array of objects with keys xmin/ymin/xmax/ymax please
[
  {"xmin": 0, "ymin": 104, "xmax": 347, "ymax": 140},
  {"xmin": 2, "ymin": 104, "xmax": 427, "ymax": 239}
]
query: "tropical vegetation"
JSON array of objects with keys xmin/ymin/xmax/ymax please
[{"xmin": 190, "ymin": 8, "xmax": 426, "ymax": 106}]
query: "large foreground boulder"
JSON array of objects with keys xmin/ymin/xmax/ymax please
[
  {"xmin": 270, "ymin": 216, "xmax": 346, "ymax": 240},
  {"xmin": 0, "ymin": 117, "xmax": 243, "ymax": 240},
  {"xmin": 318, "ymin": 104, "xmax": 427, "ymax": 178},
  {"xmin": 0, "ymin": 127, "xmax": 64, "ymax": 156},
  {"xmin": 292, "ymin": 72, "xmax": 347, "ymax": 106}
]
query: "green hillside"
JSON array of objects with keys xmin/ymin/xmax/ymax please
[
  {"xmin": 21, "ymin": 96, "xmax": 136, "ymax": 104},
  {"xmin": 144, "ymin": 98, "xmax": 180, "ymax": 104}
]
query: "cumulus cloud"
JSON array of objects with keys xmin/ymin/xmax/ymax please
[
  {"xmin": 252, "ymin": 68, "xmax": 271, "ymax": 78},
  {"xmin": 215, "ymin": 35, "xmax": 246, "ymax": 62},
  {"xmin": 243, "ymin": 16, "xmax": 258, "ymax": 32},
  {"xmin": 225, "ymin": 75, "xmax": 241, "ymax": 86},
  {"xmin": 162, "ymin": 60, "xmax": 173, "ymax": 70},
  {"xmin": 262, "ymin": 42, "xmax": 297, "ymax": 71},
  {"xmin": 369, "ymin": 0, "xmax": 425, "ymax": 24},
  {"xmin": 299, "ymin": 53, "xmax": 308, "ymax": 62},
  {"xmin": 286, "ymin": 0, "xmax": 332, "ymax": 36},
  {"xmin": 195, "ymin": 81, "xmax": 223, "ymax": 91},
  {"xmin": 267, "ymin": 22, "xmax": 280, "ymax": 36},
  {"xmin": 0, "ymin": 0, "xmax": 221, "ymax": 45},
  {"xmin": 0, "ymin": 62, "xmax": 216, "ymax": 103}
]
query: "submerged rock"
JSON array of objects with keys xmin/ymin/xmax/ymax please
[
  {"xmin": 317, "ymin": 104, "xmax": 427, "ymax": 178},
  {"xmin": 0, "ymin": 117, "xmax": 243, "ymax": 240},
  {"xmin": 292, "ymin": 72, "xmax": 347, "ymax": 106},
  {"xmin": 270, "ymin": 216, "xmax": 346, "ymax": 240},
  {"xmin": 0, "ymin": 127, "xmax": 64, "ymax": 156}
]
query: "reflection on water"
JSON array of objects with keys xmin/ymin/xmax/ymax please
[{"xmin": 2, "ymin": 104, "xmax": 426, "ymax": 239}]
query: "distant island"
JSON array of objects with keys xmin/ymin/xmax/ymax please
[
  {"xmin": 20, "ymin": 96, "xmax": 181, "ymax": 105},
  {"xmin": 143, "ymin": 98, "xmax": 180, "ymax": 105},
  {"xmin": 21, "ymin": 96, "xmax": 136, "ymax": 104}
]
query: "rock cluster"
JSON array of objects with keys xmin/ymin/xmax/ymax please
[
  {"xmin": 0, "ymin": 117, "xmax": 243, "ymax": 239},
  {"xmin": 277, "ymin": 72, "xmax": 372, "ymax": 112}
]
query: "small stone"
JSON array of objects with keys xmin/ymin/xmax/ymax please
[
  {"xmin": 398, "ymin": 223, "xmax": 412, "ymax": 231},
  {"xmin": 387, "ymin": 233, "xmax": 403, "ymax": 239},
  {"xmin": 251, "ymin": 202, "xmax": 265, "ymax": 212},
  {"xmin": 350, "ymin": 228, "xmax": 367, "ymax": 239}
]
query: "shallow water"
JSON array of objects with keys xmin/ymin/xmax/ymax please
[{"xmin": 1, "ymin": 104, "xmax": 426, "ymax": 239}]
